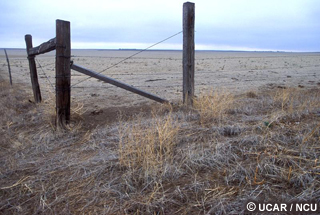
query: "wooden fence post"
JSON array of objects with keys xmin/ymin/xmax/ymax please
[
  {"xmin": 4, "ymin": 49, "xmax": 12, "ymax": 85},
  {"xmin": 55, "ymin": 19, "xmax": 71, "ymax": 127},
  {"xmin": 183, "ymin": 2, "xmax": 195, "ymax": 106},
  {"xmin": 25, "ymin": 35, "xmax": 42, "ymax": 103}
]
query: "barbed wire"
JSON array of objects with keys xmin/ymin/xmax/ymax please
[
  {"xmin": 36, "ymin": 62, "xmax": 55, "ymax": 69},
  {"xmin": 35, "ymin": 58, "xmax": 55, "ymax": 92},
  {"xmin": 71, "ymin": 31, "xmax": 183, "ymax": 87}
]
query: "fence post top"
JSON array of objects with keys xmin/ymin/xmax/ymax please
[
  {"xmin": 56, "ymin": 19, "xmax": 70, "ymax": 24},
  {"xmin": 184, "ymin": 2, "xmax": 195, "ymax": 6}
]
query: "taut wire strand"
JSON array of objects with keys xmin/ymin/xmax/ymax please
[
  {"xmin": 36, "ymin": 58, "xmax": 55, "ymax": 91},
  {"xmin": 71, "ymin": 31, "xmax": 182, "ymax": 87}
]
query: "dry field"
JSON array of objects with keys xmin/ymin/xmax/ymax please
[
  {"xmin": 1, "ymin": 49, "xmax": 320, "ymax": 113},
  {"xmin": 0, "ymin": 49, "xmax": 320, "ymax": 214}
]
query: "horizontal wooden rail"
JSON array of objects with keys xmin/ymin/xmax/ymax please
[
  {"xmin": 28, "ymin": 37, "xmax": 56, "ymax": 56},
  {"xmin": 71, "ymin": 63, "xmax": 169, "ymax": 104}
]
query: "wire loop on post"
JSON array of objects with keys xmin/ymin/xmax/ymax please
[
  {"xmin": 56, "ymin": 55, "xmax": 71, "ymax": 59},
  {"xmin": 55, "ymin": 86, "xmax": 71, "ymax": 92},
  {"xmin": 55, "ymin": 75, "xmax": 71, "ymax": 78}
]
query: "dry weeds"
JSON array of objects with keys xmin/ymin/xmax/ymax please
[
  {"xmin": 0, "ymin": 82, "xmax": 319, "ymax": 214},
  {"xmin": 193, "ymin": 89, "xmax": 234, "ymax": 126}
]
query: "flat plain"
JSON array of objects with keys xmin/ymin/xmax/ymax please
[
  {"xmin": 1, "ymin": 49, "xmax": 319, "ymax": 109},
  {"xmin": 0, "ymin": 49, "xmax": 319, "ymax": 214}
]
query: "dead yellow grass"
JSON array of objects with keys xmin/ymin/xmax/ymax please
[
  {"xmin": 273, "ymin": 87, "xmax": 319, "ymax": 113},
  {"xmin": 118, "ymin": 111, "xmax": 179, "ymax": 180},
  {"xmin": 193, "ymin": 89, "xmax": 234, "ymax": 125}
]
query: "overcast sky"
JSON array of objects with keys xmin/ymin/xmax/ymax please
[{"xmin": 0, "ymin": 0, "xmax": 319, "ymax": 51}]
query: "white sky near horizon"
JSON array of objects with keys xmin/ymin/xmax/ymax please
[{"xmin": 0, "ymin": 0, "xmax": 319, "ymax": 51}]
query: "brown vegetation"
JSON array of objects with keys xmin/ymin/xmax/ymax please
[{"xmin": 0, "ymin": 82, "xmax": 319, "ymax": 214}]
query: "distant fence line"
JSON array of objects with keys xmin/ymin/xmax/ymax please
[{"xmin": 3, "ymin": 49, "xmax": 12, "ymax": 85}]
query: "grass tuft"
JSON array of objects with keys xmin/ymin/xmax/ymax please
[
  {"xmin": 193, "ymin": 89, "xmax": 234, "ymax": 126},
  {"xmin": 118, "ymin": 110, "xmax": 180, "ymax": 183}
]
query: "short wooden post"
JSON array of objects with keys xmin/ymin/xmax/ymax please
[
  {"xmin": 25, "ymin": 35, "xmax": 42, "ymax": 103},
  {"xmin": 183, "ymin": 2, "xmax": 195, "ymax": 106},
  {"xmin": 4, "ymin": 49, "xmax": 12, "ymax": 85},
  {"xmin": 55, "ymin": 19, "xmax": 71, "ymax": 127}
]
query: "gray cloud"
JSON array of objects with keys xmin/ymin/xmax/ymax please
[{"xmin": 0, "ymin": 0, "xmax": 319, "ymax": 51}]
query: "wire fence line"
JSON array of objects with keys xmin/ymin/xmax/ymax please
[
  {"xmin": 72, "ymin": 56, "xmax": 183, "ymax": 60},
  {"xmin": 0, "ymin": 31, "xmax": 184, "ymax": 99},
  {"xmin": 36, "ymin": 58, "xmax": 55, "ymax": 92},
  {"xmin": 36, "ymin": 62, "xmax": 55, "ymax": 69},
  {"xmin": 1, "ymin": 47, "xmax": 319, "ymax": 98},
  {"xmin": 70, "ymin": 31, "xmax": 183, "ymax": 88}
]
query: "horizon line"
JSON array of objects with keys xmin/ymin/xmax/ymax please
[{"xmin": 1, "ymin": 47, "xmax": 319, "ymax": 53}]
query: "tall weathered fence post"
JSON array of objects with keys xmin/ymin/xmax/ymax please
[
  {"xmin": 4, "ymin": 49, "xmax": 12, "ymax": 85},
  {"xmin": 183, "ymin": 2, "xmax": 195, "ymax": 106},
  {"xmin": 25, "ymin": 35, "xmax": 42, "ymax": 103},
  {"xmin": 55, "ymin": 19, "xmax": 71, "ymax": 127}
]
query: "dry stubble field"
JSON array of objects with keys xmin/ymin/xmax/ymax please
[{"xmin": 0, "ymin": 49, "xmax": 320, "ymax": 214}]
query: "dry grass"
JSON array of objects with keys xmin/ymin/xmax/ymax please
[
  {"xmin": 0, "ymin": 82, "xmax": 319, "ymax": 214},
  {"xmin": 118, "ymin": 111, "xmax": 180, "ymax": 182},
  {"xmin": 193, "ymin": 89, "xmax": 234, "ymax": 126}
]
